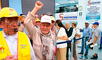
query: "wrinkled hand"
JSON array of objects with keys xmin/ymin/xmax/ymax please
[{"xmin": 35, "ymin": 1, "xmax": 44, "ymax": 10}]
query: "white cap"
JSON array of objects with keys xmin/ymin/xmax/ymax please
[{"xmin": 41, "ymin": 15, "xmax": 51, "ymax": 23}]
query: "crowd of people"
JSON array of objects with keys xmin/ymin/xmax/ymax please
[{"xmin": 0, "ymin": 1, "xmax": 102, "ymax": 60}]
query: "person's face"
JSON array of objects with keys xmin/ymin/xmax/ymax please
[
  {"xmin": 65, "ymin": 23, "xmax": 70, "ymax": 29},
  {"xmin": 72, "ymin": 23, "xmax": 75, "ymax": 28},
  {"xmin": 40, "ymin": 22, "xmax": 51, "ymax": 34},
  {"xmin": 55, "ymin": 24, "xmax": 60, "ymax": 29},
  {"xmin": 21, "ymin": 17, "xmax": 25, "ymax": 22},
  {"xmin": 72, "ymin": 23, "xmax": 76, "ymax": 28},
  {"xmin": 19, "ymin": 16, "xmax": 25, "ymax": 22},
  {"xmin": 3, "ymin": 17, "xmax": 18, "ymax": 35},
  {"xmin": 36, "ymin": 21, "xmax": 41, "ymax": 27},
  {"xmin": 85, "ymin": 23, "xmax": 89, "ymax": 28},
  {"xmin": 93, "ymin": 24, "xmax": 98, "ymax": 29}
]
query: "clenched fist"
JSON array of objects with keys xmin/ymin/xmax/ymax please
[
  {"xmin": 31, "ymin": 1, "xmax": 44, "ymax": 15},
  {"xmin": 35, "ymin": 1, "xmax": 44, "ymax": 10}
]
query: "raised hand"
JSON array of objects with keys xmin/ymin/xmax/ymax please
[
  {"xmin": 35, "ymin": 1, "xmax": 44, "ymax": 10},
  {"xmin": 31, "ymin": 1, "xmax": 44, "ymax": 16}
]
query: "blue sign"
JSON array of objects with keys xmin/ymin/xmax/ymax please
[
  {"xmin": 86, "ymin": 15, "xmax": 100, "ymax": 20},
  {"xmin": 9, "ymin": 0, "xmax": 22, "ymax": 15}
]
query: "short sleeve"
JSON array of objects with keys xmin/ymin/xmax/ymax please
[
  {"xmin": 57, "ymin": 27, "xmax": 67, "ymax": 37},
  {"xmin": 94, "ymin": 29, "xmax": 100, "ymax": 37}
]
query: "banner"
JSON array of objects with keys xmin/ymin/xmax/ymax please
[
  {"xmin": 86, "ymin": 0, "xmax": 101, "ymax": 21},
  {"xmin": 55, "ymin": 0, "xmax": 78, "ymax": 20}
]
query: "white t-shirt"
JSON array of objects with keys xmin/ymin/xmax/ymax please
[{"xmin": 57, "ymin": 27, "xmax": 67, "ymax": 48}]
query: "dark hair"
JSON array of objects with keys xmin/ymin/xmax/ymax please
[
  {"xmin": 72, "ymin": 22, "xmax": 77, "ymax": 27},
  {"xmin": 56, "ymin": 20, "xmax": 66, "ymax": 29}
]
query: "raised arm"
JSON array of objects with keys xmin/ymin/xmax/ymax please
[
  {"xmin": 31, "ymin": 1, "xmax": 44, "ymax": 16},
  {"xmin": 24, "ymin": 1, "xmax": 44, "ymax": 37}
]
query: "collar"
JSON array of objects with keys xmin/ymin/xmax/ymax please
[
  {"xmin": 40, "ymin": 30, "xmax": 52, "ymax": 37},
  {"xmin": 85, "ymin": 27, "xmax": 89, "ymax": 29},
  {"xmin": 3, "ymin": 31, "xmax": 18, "ymax": 39}
]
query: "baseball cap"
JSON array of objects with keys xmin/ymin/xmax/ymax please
[
  {"xmin": 41, "ymin": 15, "xmax": 51, "ymax": 23},
  {"xmin": 93, "ymin": 22, "xmax": 99, "ymax": 25}
]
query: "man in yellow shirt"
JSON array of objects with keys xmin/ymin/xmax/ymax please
[{"xmin": 0, "ymin": 7, "xmax": 36, "ymax": 60}]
